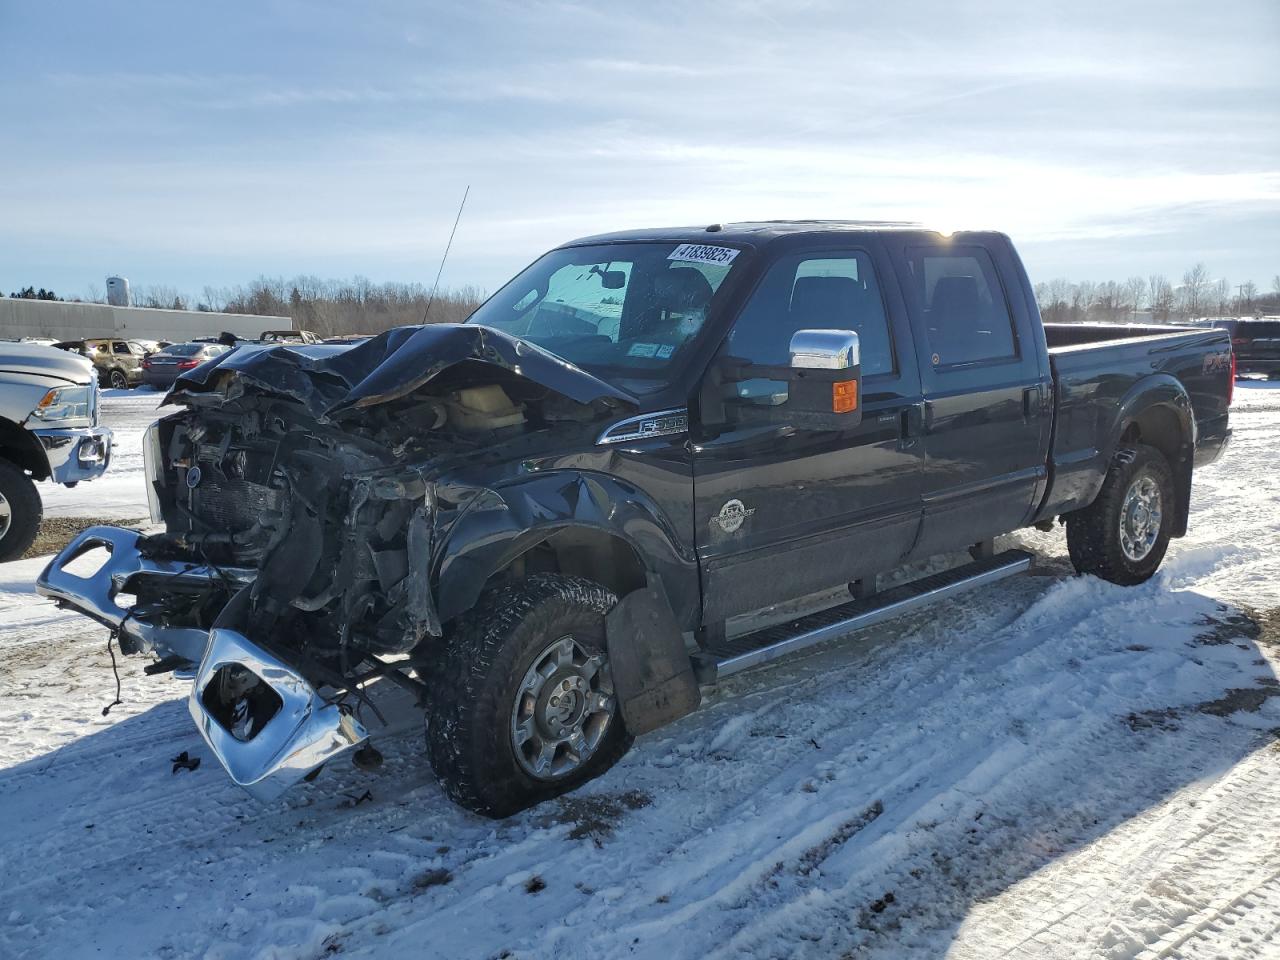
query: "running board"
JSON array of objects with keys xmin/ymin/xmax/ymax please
[{"xmin": 696, "ymin": 549, "xmax": 1033, "ymax": 682}]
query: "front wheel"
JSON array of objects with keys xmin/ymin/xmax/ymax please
[
  {"xmin": 1066, "ymin": 444, "xmax": 1174, "ymax": 585},
  {"xmin": 425, "ymin": 574, "xmax": 632, "ymax": 818},
  {"xmin": 108, "ymin": 368, "xmax": 130, "ymax": 390},
  {"xmin": 0, "ymin": 460, "xmax": 42, "ymax": 562}
]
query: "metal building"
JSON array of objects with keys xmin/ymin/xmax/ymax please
[{"xmin": 105, "ymin": 276, "xmax": 131, "ymax": 307}]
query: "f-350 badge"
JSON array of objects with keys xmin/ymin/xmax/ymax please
[{"xmin": 711, "ymin": 498, "xmax": 755, "ymax": 534}]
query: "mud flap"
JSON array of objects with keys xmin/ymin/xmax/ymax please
[{"xmin": 605, "ymin": 587, "xmax": 701, "ymax": 736}]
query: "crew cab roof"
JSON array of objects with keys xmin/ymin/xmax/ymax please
[{"xmin": 562, "ymin": 220, "xmax": 1007, "ymax": 249}]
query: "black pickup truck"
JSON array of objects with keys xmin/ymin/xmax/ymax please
[
  {"xmin": 1212, "ymin": 318, "xmax": 1280, "ymax": 378},
  {"xmin": 38, "ymin": 223, "xmax": 1233, "ymax": 816}
]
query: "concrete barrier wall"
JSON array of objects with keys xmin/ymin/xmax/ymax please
[{"xmin": 0, "ymin": 298, "xmax": 289, "ymax": 341}]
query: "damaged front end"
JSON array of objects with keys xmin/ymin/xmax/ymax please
[{"xmin": 38, "ymin": 324, "xmax": 634, "ymax": 798}]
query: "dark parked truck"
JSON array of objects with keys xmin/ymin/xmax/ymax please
[
  {"xmin": 38, "ymin": 223, "xmax": 1232, "ymax": 815},
  {"xmin": 1212, "ymin": 318, "xmax": 1280, "ymax": 378}
]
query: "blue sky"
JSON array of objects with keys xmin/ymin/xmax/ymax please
[{"xmin": 2, "ymin": 0, "xmax": 1277, "ymax": 301}]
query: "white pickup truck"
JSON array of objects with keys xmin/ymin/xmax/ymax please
[{"xmin": 0, "ymin": 343, "xmax": 112, "ymax": 560}]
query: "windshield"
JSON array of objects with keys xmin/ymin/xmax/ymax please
[{"xmin": 466, "ymin": 241, "xmax": 742, "ymax": 391}]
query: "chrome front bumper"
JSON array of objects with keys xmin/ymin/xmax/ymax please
[
  {"xmin": 35, "ymin": 525, "xmax": 254, "ymax": 663},
  {"xmin": 34, "ymin": 426, "xmax": 112, "ymax": 484},
  {"xmin": 39, "ymin": 526, "xmax": 368, "ymax": 802},
  {"xmin": 189, "ymin": 628, "xmax": 369, "ymax": 802}
]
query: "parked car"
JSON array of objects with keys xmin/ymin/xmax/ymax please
[
  {"xmin": 259, "ymin": 329, "xmax": 322, "ymax": 344},
  {"xmin": 39, "ymin": 223, "xmax": 1232, "ymax": 815},
  {"xmin": 129, "ymin": 339, "xmax": 170, "ymax": 356},
  {"xmin": 0, "ymin": 343, "xmax": 112, "ymax": 560},
  {"xmin": 1211, "ymin": 318, "xmax": 1280, "ymax": 378},
  {"xmin": 52, "ymin": 338, "xmax": 146, "ymax": 389},
  {"xmin": 141, "ymin": 342, "xmax": 231, "ymax": 390}
]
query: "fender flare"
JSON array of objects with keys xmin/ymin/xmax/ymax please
[
  {"xmin": 1103, "ymin": 374, "xmax": 1195, "ymax": 536},
  {"xmin": 432, "ymin": 470, "xmax": 697, "ymax": 627},
  {"xmin": 0, "ymin": 415, "xmax": 52, "ymax": 480}
]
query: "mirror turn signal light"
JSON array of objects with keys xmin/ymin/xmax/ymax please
[{"xmin": 832, "ymin": 380, "xmax": 858, "ymax": 413}]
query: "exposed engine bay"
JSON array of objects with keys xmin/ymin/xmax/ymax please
[{"xmin": 135, "ymin": 325, "xmax": 633, "ymax": 676}]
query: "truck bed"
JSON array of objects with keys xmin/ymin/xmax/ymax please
[
  {"xmin": 1036, "ymin": 323, "xmax": 1232, "ymax": 521},
  {"xmin": 1042, "ymin": 322, "xmax": 1202, "ymax": 350}
]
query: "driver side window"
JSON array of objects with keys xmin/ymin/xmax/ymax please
[{"xmin": 727, "ymin": 250, "xmax": 893, "ymax": 377}]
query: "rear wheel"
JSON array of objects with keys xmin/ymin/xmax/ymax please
[
  {"xmin": 425, "ymin": 574, "xmax": 632, "ymax": 818},
  {"xmin": 0, "ymin": 460, "xmax": 42, "ymax": 562},
  {"xmin": 108, "ymin": 368, "xmax": 129, "ymax": 390},
  {"xmin": 1066, "ymin": 443, "xmax": 1174, "ymax": 585}
]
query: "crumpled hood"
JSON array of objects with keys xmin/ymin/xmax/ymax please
[
  {"xmin": 0, "ymin": 342, "xmax": 95, "ymax": 385},
  {"xmin": 168, "ymin": 324, "xmax": 637, "ymax": 418}
]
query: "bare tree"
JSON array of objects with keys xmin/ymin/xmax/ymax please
[
  {"xmin": 132, "ymin": 285, "xmax": 187, "ymax": 310},
  {"xmin": 1034, "ymin": 278, "xmax": 1072, "ymax": 323},
  {"xmin": 1179, "ymin": 263, "xmax": 1211, "ymax": 319},
  {"xmin": 1236, "ymin": 280, "xmax": 1258, "ymax": 315},
  {"xmin": 1213, "ymin": 278, "xmax": 1231, "ymax": 317},
  {"xmin": 1149, "ymin": 275, "xmax": 1175, "ymax": 322},
  {"xmin": 1124, "ymin": 276, "xmax": 1146, "ymax": 318}
]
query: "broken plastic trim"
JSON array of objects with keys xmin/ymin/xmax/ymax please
[{"xmin": 189, "ymin": 628, "xmax": 369, "ymax": 802}]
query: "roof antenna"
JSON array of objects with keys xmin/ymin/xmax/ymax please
[{"xmin": 422, "ymin": 184, "xmax": 470, "ymax": 324}]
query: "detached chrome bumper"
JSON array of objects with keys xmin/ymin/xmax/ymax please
[
  {"xmin": 35, "ymin": 525, "xmax": 254, "ymax": 663},
  {"xmin": 34, "ymin": 426, "xmax": 112, "ymax": 484},
  {"xmin": 190, "ymin": 628, "xmax": 369, "ymax": 802}
]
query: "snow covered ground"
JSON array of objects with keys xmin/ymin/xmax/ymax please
[{"xmin": 3, "ymin": 383, "xmax": 1280, "ymax": 960}]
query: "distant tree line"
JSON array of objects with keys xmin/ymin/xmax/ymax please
[
  {"xmin": 196, "ymin": 276, "xmax": 486, "ymax": 335},
  {"xmin": 1034, "ymin": 266, "xmax": 1280, "ymax": 324},
  {"xmin": 9, "ymin": 276, "xmax": 488, "ymax": 335}
]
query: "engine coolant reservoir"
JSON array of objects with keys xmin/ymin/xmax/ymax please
[{"xmin": 445, "ymin": 385, "xmax": 525, "ymax": 431}]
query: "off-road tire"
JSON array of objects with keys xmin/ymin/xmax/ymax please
[
  {"xmin": 425, "ymin": 574, "xmax": 633, "ymax": 818},
  {"xmin": 0, "ymin": 460, "xmax": 42, "ymax": 562},
  {"xmin": 1066, "ymin": 443, "xmax": 1174, "ymax": 586}
]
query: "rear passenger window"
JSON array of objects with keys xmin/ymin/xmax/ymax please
[
  {"xmin": 112, "ymin": 341, "xmax": 131, "ymax": 355},
  {"xmin": 728, "ymin": 250, "xmax": 894, "ymax": 376},
  {"xmin": 904, "ymin": 247, "xmax": 1017, "ymax": 366}
]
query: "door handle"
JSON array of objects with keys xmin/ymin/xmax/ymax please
[
  {"xmin": 899, "ymin": 401, "xmax": 925, "ymax": 448},
  {"xmin": 1022, "ymin": 386, "xmax": 1040, "ymax": 420}
]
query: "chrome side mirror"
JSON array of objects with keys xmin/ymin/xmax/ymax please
[
  {"xmin": 789, "ymin": 329, "xmax": 860, "ymax": 370},
  {"xmin": 704, "ymin": 328, "xmax": 863, "ymax": 430}
]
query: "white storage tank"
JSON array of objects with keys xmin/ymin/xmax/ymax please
[{"xmin": 106, "ymin": 276, "xmax": 131, "ymax": 307}]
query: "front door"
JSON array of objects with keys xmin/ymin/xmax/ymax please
[{"xmin": 692, "ymin": 243, "xmax": 924, "ymax": 623}]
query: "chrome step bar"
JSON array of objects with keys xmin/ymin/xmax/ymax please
[{"xmin": 700, "ymin": 549, "xmax": 1033, "ymax": 681}]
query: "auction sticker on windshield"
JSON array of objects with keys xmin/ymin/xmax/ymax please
[{"xmin": 668, "ymin": 243, "xmax": 739, "ymax": 265}]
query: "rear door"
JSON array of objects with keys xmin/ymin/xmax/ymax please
[
  {"xmin": 111, "ymin": 340, "xmax": 141, "ymax": 377},
  {"xmin": 887, "ymin": 237, "xmax": 1051, "ymax": 558},
  {"xmin": 692, "ymin": 240, "xmax": 925, "ymax": 621}
]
